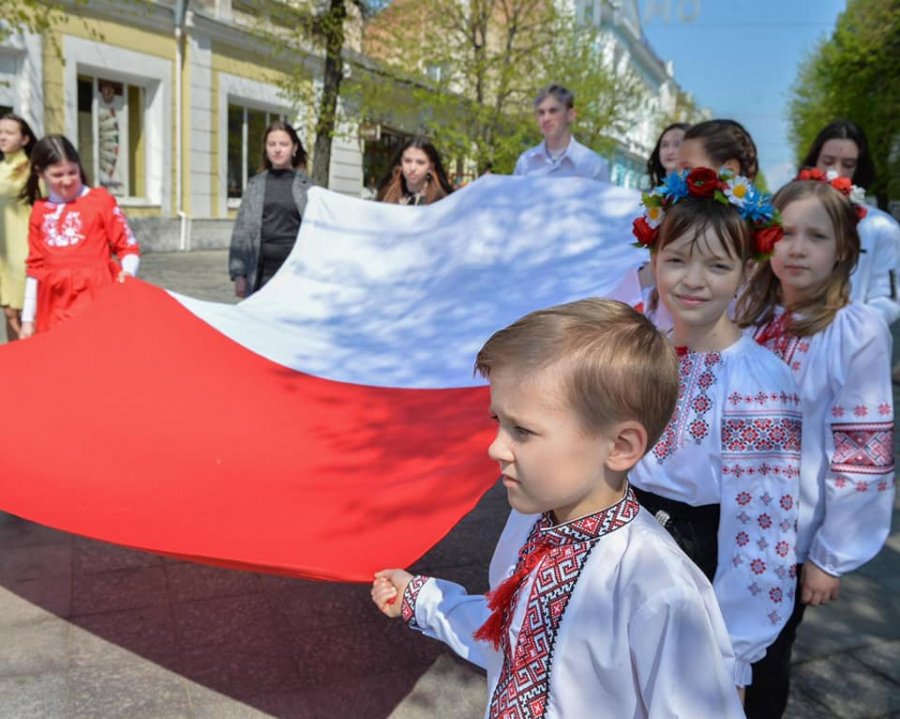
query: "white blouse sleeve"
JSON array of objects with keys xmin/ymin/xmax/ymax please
[
  {"xmin": 855, "ymin": 209, "xmax": 900, "ymax": 325},
  {"xmin": 21, "ymin": 276, "xmax": 38, "ymax": 323},
  {"xmin": 713, "ymin": 350, "xmax": 802, "ymax": 685},
  {"xmin": 810, "ymin": 306, "xmax": 896, "ymax": 575},
  {"xmin": 401, "ymin": 575, "xmax": 493, "ymax": 670}
]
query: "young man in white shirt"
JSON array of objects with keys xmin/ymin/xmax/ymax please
[{"xmin": 513, "ymin": 84, "xmax": 610, "ymax": 182}]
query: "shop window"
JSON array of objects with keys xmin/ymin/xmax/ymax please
[
  {"xmin": 226, "ymin": 103, "xmax": 285, "ymax": 199},
  {"xmin": 77, "ymin": 75, "xmax": 145, "ymax": 198}
]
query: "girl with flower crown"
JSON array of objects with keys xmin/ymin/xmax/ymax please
[
  {"xmin": 736, "ymin": 174, "xmax": 895, "ymax": 719},
  {"xmin": 609, "ymin": 119, "xmax": 760, "ymax": 328},
  {"xmin": 802, "ymin": 120, "xmax": 900, "ymax": 328},
  {"xmin": 628, "ymin": 167, "xmax": 802, "ymax": 701}
]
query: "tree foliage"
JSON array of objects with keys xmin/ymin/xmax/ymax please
[
  {"xmin": 360, "ymin": 0, "xmax": 648, "ymax": 174},
  {"xmin": 0, "ymin": 0, "xmax": 65, "ymax": 42},
  {"xmin": 238, "ymin": 0, "xmax": 385, "ymax": 187},
  {"xmin": 787, "ymin": 0, "xmax": 900, "ymax": 206}
]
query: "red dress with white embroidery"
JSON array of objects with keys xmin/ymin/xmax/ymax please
[
  {"xmin": 26, "ymin": 187, "xmax": 139, "ymax": 332},
  {"xmin": 752, "ymin": 303, "xmax": 895, "ymax": 576}
]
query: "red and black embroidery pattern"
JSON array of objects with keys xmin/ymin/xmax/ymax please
[
  {"xmin": 487, "ymin": 490, "xmax": 640, "ymax": 719},
  {"xmin": 653, "ymin": 351, "xmax": 721, "ymax": 462},
  {"xmin": 753, "ymin": 313, "xmax": 809, "ymax": 371},
  {"xmin": 402, "ymin": 575, "xmax": 432, "ymax": 628},
  {"xmin": 831, "ymin": 422, "xmax": 895, "ymax": 475}
]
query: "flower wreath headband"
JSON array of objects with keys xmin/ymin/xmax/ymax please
[
  {"xmin": 795, "ymin": 167, "xmax": 868, "ymax": 224},
  {"xmin": 632, "ymin": 167, "xmax": 783, "ymax": 260}
]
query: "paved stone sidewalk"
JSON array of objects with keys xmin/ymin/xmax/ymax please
[{"xmin": 0, "ymin": 250, "xmax": 897, "ymax": 718}]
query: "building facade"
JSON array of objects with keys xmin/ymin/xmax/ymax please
[
  {"xmin": 0, "ymin": 0, "xmax": 366, "ymax": 250},
  {"xmin": 570, "ymin": 0, "xmax": 703, "ymax": 189}
]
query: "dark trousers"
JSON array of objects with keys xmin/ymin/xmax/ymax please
[
  {"xmin": 743, "ymin": 571, "xmax": 807, "ymax": 719},
  {"xmin": 632, "ymin": 487, "xmax": 720, "ymax": 582}
]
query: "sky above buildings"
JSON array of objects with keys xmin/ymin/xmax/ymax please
[{"xmin": 638, "ymin": 0, "xmax": 847, "ymax": 190}]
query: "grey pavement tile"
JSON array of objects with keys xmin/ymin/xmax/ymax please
[
  {"xmin": 850, "ymin": 640, "xmax": 900, "ymax": 685},
  {"xmin": 141, "ymin": 250, "xmax": 235, "ymax": 303},
  {"xmin": 0, "ymin": 617, "xmax": 70, "ymax": 677},
  {"xmin": 73, "ymin": 536, "xmax": 164, "ymax": 574},
  {"xmin": 388, "ymin": 654, "xmax": 485, "ymax": 719},
  {"xmin": 68, "ymin": 657, "xmax": 191, "ymax": 719},
  {"xmin": 187, "ymin": 682, "xmax": 279, "ymax": 718},
  {"xmin": 0, "ymin": 512, "xmax": 73, "ymax": 549},
  {"xmin": 167, "ymin": 561, "xmax": 263, "ymax": 602},
  {"xmin": 173, "ymin": 593, "xmax": 288, "ymax": 653},
  {"xmin": 785, "ymin": 686, "xmax": 839, "ymax": 719},
  {"xmin": 71, "ymin": 605, "xmax": 179, "ymax": 666},
  {"xmin": 287, "ymin": 615, "xmax": 442, "ymax": 687},
  {"xmin": 791, "ymin": 654, "xmax": 900, "ymax": 719},
  {"xmin": 0, "ymin": 582, "xmax": 71, "ymax": 622},
  {"xmin": 0, "ymin": 543, "xmax": 72, "ymax": 583},
  {"xmin": 71, "ymin": 565, "xmax": 171, "ymax": 616},
  {"xmin": 264, "ymin": 581, "xmax": 372, "ymax": 634},
  {"xmin": 300, "ymin": 664, "xmax": 466, "ymax": 719},
  {"xmin": 177, "ymin": 644, "xmax": 306, "ymax": 698},
  {"xmin": 69, "ymin": 624, "xmax": 166, "ymax": 670},
  {"xmin": 189, "ymin": 695, "xmax": 279, "ymax": 719},
  {"xmin": 0, "ymin": 671, "xmax": 69, "ymax": 719},
  {"xmin": 795, "ymin": 570, "xmax": 900, "ymax": 657}
]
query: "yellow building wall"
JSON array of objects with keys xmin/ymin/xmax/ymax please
[
  {"xmin": 41, "ymin": 11, "xmax": 315, "ymax": 220},
  {"xmin": 209, "ymin": 45, "xmax": 311, "ymax": 219},
  {"xmin": 43, "ymin": 16, "xmax": 177, "ymax": 216}
]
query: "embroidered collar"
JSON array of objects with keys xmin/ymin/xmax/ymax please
[{"xmin": 536, "ymin": 486, "xmax": 640, "ymax": 545}]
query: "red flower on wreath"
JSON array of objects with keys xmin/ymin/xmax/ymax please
[
  {"xmin": 798, "ymin": 167, "xmax": 826, "ymax": 182},
  {"xmin": 632, "ymin": 216, "xmax": 658, "ymax": 247},
  {"xmin": 754, "ymin": 226, "xmax": 784, "ymax": 256},
  {"xmin": 830, "ymin": 176, "xmax": 852, "ymax": 194},
  {"xmin": 856, "ymin": 204, "xmax": 868, "ymax": 222},
  {"xmin": 686, "ymin": 167, "xmax": 719, "ymax": 198}
]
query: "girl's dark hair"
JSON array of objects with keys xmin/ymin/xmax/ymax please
[
  {"xmin": 801, "ymin": 119, "xmax": 875, "ymax": 190},
  {"xmin": 19, "ymin": 135, "xmax": 90, "ymax": 205},
  {"xmin": 0, "ymin": 113, "xmax": 38, "ymax": 161},
  {"xmin": 376, "ymin": 138, "xmax": 454, "ymax": 205},
  {"xmin": 260, "ymin": 121, "xmax": 308, "ymax": 172},
  {"xmin": 736, "ymin": 180, "xmax": 860, "ymax": 337},
  {"xmin": 646, "ymin": 122, "xmax": 690, "ymax": 188},
  {"xmin": 683, "ymin": 119, "xmax": 759, "ymax": 180}
]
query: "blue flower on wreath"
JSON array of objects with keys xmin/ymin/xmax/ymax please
[
  {"xmin": 659, "ymin": 171, "xmax": 689, "ymax": 202},
  {"xmin": 742, "ymin": 190, "xmax": 776, "ymax": 223}
]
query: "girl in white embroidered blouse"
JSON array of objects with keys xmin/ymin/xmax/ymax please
[
  {"xmin": 628, "ymin": 167, "xmax": 803, "ymax": 705},
  {"xmin": 737, "ymin": 176, "xmax": 895, "ymax": 719}
]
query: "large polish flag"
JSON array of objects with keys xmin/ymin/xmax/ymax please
[{"xmin": 0, "ymin": 175, "xmax": 643, "ymax": 581}]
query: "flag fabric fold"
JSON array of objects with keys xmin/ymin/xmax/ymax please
[{"xmin": 0, "ymin": 175, "xmax": 643, "ymax": 581}]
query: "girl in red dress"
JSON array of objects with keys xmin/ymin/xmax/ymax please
[{"xmin": 18, "ymin": 135, "xmax": 139, "ymax": 338}]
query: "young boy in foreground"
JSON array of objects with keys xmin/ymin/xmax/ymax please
[{"xmin": 372, "ymin": 299, "xmax": 744, "ymax": 718}]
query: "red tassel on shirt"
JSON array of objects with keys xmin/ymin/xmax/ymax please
[{"xmin": 474, "ymin": 536, "xmax": 552, "ymax": 649}]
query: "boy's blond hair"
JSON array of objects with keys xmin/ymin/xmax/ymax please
[{"xmin": 475, "ymin": 298, "xmax": 678, "ymax": 451}]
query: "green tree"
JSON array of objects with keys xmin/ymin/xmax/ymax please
[
  {"xmin": 0, "ymin": 0, "xmax": 65, "ymax": 42},
  {"xmin": 360, "ymin": 1, "xmax": 646, "ymax": 173},
  {"xmin": 241, "ymin": 0, "xmax": 385, "ymax": 187},
  {"xmin": 787, "ymin": 0, "xmax": 900, "ymax": 207}
]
